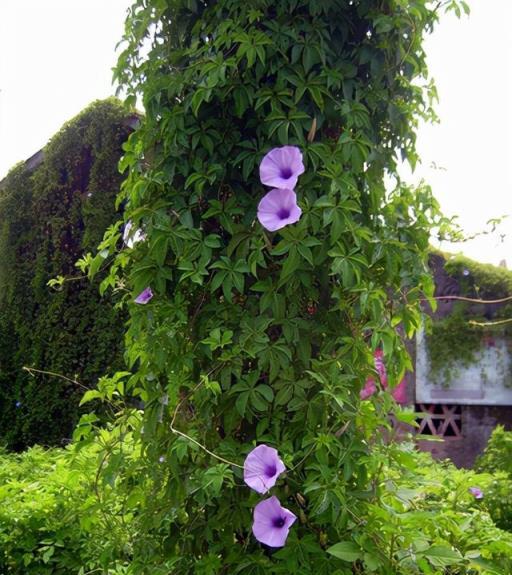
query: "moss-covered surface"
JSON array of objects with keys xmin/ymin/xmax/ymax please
[
  {"xmin": 444, "ymin": 253, "xmax": 512, "ymax": 301},
  {"xmin": 0, "ymin": 98, "xmax": 133, "ymax": 449}
]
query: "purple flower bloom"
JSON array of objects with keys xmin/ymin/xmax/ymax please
[
  {"xmin": 134, "ymin": 287, "xmax": 153, "ymax": 305},
  {"xmin": 469, "ymin": 487, "xmax": 483, "ymax": 499},
  {"xmin": 259, "ymin": 146, "xmax": 305, "ymax": 190},
  {"xmin": 252, "ymin": 496, "xmax": 297, "ymax": 548},
  {"xmin": 123, "ymin": 220, "xmax": 146, "ymax": 248},
  {"xmin": 257, "ymin": 188, "xmax": 302, "ymax": 232},
  {"xmin": 15, "ymin": 401, "xmax": 21, "ymax": 408},
  {"xmin": 244, "ymin": 444, "xmax": 286, "ymax": 494}
]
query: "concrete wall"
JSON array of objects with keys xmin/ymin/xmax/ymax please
[
  {"xmin": 417, "ymin": 405, "xmax": 512, "ymax": 468},
  {"xmin": 416, "ymin": 328, "xmax": 512, "ymax": 405}
]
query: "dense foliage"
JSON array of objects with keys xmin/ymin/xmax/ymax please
[
  {"xmin": 0, "ymin": 436, "xmax": 136, "ymax": 574},
  {"xmin": 475, "ymin": 426, "xmax": 512, "ymax": 531},
  {"xmin": 476, "ymin": 425, "xmax": 512, "ymax": 477},
  {"xmin": 1, "ymin": 438, "xmax": 512, "ymax": 575},
  {"xmin": 69, "ymin": 1, "xmax": 508, "ymax": 573},
  {"xmin": 0, "ymin": 99, "xmax": 132, "ymax": 449}
]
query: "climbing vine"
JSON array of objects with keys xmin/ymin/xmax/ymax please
[
  {"xmin": 426, "ymin": 252, "xmax": 512, "ymax": 386},
  {"xmin": 77, "ymin": 1, "xmax": 478, "ymax": 573}
]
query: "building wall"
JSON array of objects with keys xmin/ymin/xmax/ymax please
[
  {"xmin": 417, "ymin": 405, "xmax": 512, "ymax": 468},
  {"xmin": 412, "ymin": 253, "xmax": 512, "ymax": 467}
]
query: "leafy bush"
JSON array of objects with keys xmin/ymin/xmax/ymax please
[
  {"xmin": 481, "ymin": 475, "xmax": 512, "ymax": 532},
  {"xmin": 79, "ymin": 0, "xmax": 498, "ymax": 573},
  {"xmin": 8, "ymin": 0, "xmax": 509, "ymax": 573},
  {"xmin": 475, "ymin": 425, "xmax": 512, "ymax": 531},
  {"xmin": 0, "ymin": 99, "xmax": 132, "ymax": 449},
  {"xmin": 356, "ymin": 444, "xmax": 512, "ymax": 574},
  {"xmin": 476, "ymin": 426, "xmax": 512, "ymax": 476},
  {"xmin": 0, "ymin": 433, "xmax": 136, "ymax": 574},
  {"xmin": 2, "ymin": 435, "xmax": 512, "ymax": 574}
]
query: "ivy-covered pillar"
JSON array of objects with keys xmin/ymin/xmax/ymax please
[{"xmin": 94, "ymin": 1, "xmax": 467, "ymax": 571}]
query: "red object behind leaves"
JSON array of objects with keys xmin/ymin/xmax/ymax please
[{"xmin": 360, "ymin": 350, "xmax": 408, "ymax": 404}]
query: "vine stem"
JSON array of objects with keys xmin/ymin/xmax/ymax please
[
  {"xmin": 425, "ymin": 294, "xmax": 512, "ymax": 304},
  {"xmin": 469, "ymin": 318, "xmax": 512, "ymax": 327},
  {"xmin": 261, "ymin": 229, "xmax": 273, "ymax": 252},
  {"xmin": 169, "ymin": 373, "xmax": 243, "ymax": 469},
  {"xmin": 169, "ymin": 426, "xmax": 243, "ymax": 469},
  {"xmin": 288, "ymin": 422, "xmax": 342, "ymax": 473},
  {"xmin": 22, "ymin": 365, "xmax": 120, "ymax": 415},
  {"xmin": 23, "ymin": 366, "xmax": 88, "ymax": 391}
]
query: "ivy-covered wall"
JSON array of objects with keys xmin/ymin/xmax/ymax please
[
  {"xmin": 0, "ymin": 99, "xmax": 134, "ymax": 449},
  {"xmin": 425, "ymin": 251, "xmax": 512, "ymax": 386}
]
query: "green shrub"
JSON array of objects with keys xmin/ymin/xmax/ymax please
[
  {"xmin": 0, "ymin": 435, "xmax": 135, "ymax": 574},
  {"xmin": 476, "ymin": 425, "xmax": 512, "ymax": 476},
  {"xmin": 474, "ymin": 425, "xmax": 512, "ymax": 531},
  {"xmin": 0, "ymin": 447, "xmax": 86, "ymax": 574},
  {"xmin": 364, "ymin": 445, "xmax": 512, "ymax": 574},
  {"xmin": 482, "ymin": 475, "xmax": 512, "ymax": 532},
  {"xmin": 1, "ymin": 429, "xmax": 511, "ymax": 574}
]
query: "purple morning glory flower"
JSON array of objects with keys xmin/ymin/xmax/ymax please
[
  {"xmin": 244, "ymin": 444, "xmax": 286, "ymax": 494},
  {"xmin": 252, "ymin": 496, "xmax": 297, "ymax": 548},
  {"xmin": 257, "ymin": 188, "xmax": 302, "ymax": 232},
  {"xmin": 134, "ymin": 287, "xmax": 153, "ymax": 305},
  {"xmin": 15, "ymin": 401, "xmax": 21, "ymax": 408},
  {"xmin": 123, "ymin": 220, "xmax": 146, "ymax": 248},
  {"xmin": 259, "ymin": 146, "xmax": 305, "ymax": 190},
  {"xmin": 469, "ymin": 487, "xmax": 483, "ymax": 499}
]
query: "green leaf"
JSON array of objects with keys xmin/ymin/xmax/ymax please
[
  {"xmin": 423, "ymin": 545, "xmax": 463, "ymax": 567},
  {"xmin": 327, "ymin": 541, "xmax": 362, "ymax": 562},
  {"xmin": 280, "ymin": 246, "xmax": 300, "ymax": 280},
  {"xmin": 79, "ymin": 390, "xmax": 103, "ymax": 406},
  {"xmin": 255, "ymin": 385, "xmax": 274, "ymax": 402}
]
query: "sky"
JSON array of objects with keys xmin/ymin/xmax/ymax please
[
  {"xmin": 0, "ymin": 0, "xmax": 510, "ymax": 266},
  {"xmin": 0, "ymin": 0, "xmax": 130, "ymax": 174},
  {"xmin": 410, "ymin": 1, "xmax": 512, "ymax": 266}
]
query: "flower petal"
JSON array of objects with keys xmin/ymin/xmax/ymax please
[
  {"xmin": 252, "ymin": 496, "xmax": 297, "ymax": 548},
  {"xmin": 134, "ymin": 287, "xmax": 153, "ymax": 305},
  {"xmin": 360, "ymin": 378, "xmax": 377, "ymax": 400},
  {"xmin": 257, "ymin": 188, "xmax": 302, "ymax": 232},
  {"xmin": 123, "ymin": 220, "xmax": 146, "ymax": 248},
  {"xmin": 374, "ymin": 350, "xmax": 388, "ymax": 388},
  {"xmin": 244, "ymin": 445, "xmax": 286, "ymax": 494},
  {"xmin": 259, "ymin": 146, "xmax": 305, "ymax": 189},
  {"xmin": 469, "ymin": 487, "xmax": 483, "ymax": 499}
]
